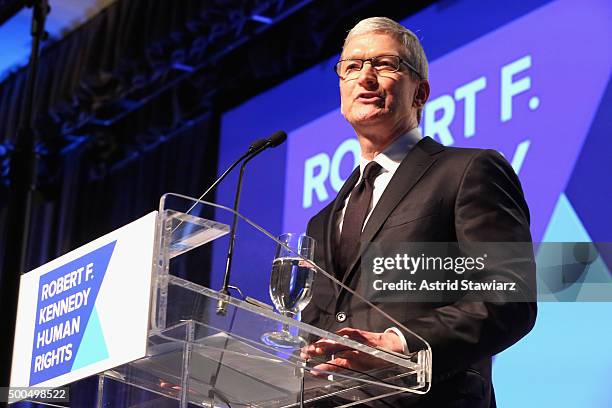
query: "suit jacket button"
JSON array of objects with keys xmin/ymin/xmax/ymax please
[{"xmin": 335, "ymin": 312, "xmax": 347, "ymax": 322}]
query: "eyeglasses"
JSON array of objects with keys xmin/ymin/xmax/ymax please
[{"xmin": 334, "ymin": 55, "xmax": 422, "ymax": 80}]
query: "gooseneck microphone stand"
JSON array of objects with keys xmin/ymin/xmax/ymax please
[
  {"xmin": 216, "ymin": 145, "xmax": 266, "ymax": 315},
  {"xmin": 215, "ymin": 131, "xmax": 286, "ymax": 315},
  {"xmin": 0, "ymin": 0, "xmax": 50, "ymax": 389}
]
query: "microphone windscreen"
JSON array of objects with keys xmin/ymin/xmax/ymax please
[
  {"xmin": 268, "ymin": 131, "xmax": 287, "ymax": 147},
  {"xmin": 249, "ymin": 138, "xmax": 267, "ymax": 151}
]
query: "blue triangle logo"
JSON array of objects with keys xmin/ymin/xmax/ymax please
[
  {"xmin": 71, "ymin": 307, "xmax": 109, "ymax": 371},
  {"xmin": 542, "ymin": 193, "xmax": 591, "ymax": 242}
]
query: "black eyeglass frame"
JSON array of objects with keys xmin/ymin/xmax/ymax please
[{"xmin": 334, "ymin": 55, "xmax": 423, "ymax": 80}]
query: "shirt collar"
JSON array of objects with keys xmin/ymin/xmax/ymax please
[{"xmin": 358, "ymin": 127, "xmax": 422, "ymax": 177}]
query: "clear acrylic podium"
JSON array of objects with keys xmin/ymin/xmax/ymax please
[{"xmin": 95, "ymin": 193, "xmax": 432, "ymax": 407}]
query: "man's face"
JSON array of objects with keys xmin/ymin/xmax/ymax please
[{"xmin": 340, "ymin": 33, "xmax": 420, "ymax": 131}]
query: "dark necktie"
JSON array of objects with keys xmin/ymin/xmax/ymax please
[{"xmin": 337, "ymin": 161, "xmax": 383, "ymax": 275}]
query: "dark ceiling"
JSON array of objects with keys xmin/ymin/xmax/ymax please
[{"xmin": 0, "ymin": 0, "xmax": 437, "ymax": 187}]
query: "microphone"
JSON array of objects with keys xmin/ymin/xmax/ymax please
[
  {"xmin": 266, "ymin": 130, "xmax": 287, "ymax": 148},
  {"xmin": 185, "ymin": 131, "xmax": 287, "ymax": 214},
  {"xmin": 217, "ymin": 131, "xmax": 287, "ymax": 315},
  {"xmin": 247, "ymin": 130, "xmax": 286, "ymax": 153},
  {"xmin": 248, "ymin": 138, "xmax": 267, "ymax": 152}
]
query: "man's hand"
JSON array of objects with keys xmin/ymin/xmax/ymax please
[{"xmin": 300, "ymin": 327, "xmax": 404, "ymax": 375}]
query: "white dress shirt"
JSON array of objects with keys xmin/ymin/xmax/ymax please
[
  {"xmin": 337, "ymin": 127, "xmax": 422, "ymax": 234},
  {"xmin": 336, "ymin": 128, "xmax": 422, "ymax": 353}
]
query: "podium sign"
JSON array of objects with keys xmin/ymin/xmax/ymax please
[{"xmin": 10, "ymin": 211, "xmax": 157, "ymax": 389}]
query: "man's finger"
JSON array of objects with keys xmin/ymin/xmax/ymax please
[
  {"xmin": 335, "ymin": 327, "xmax": 369, "ymax": 342},
  {"xmin": 311, "ymin": 357, "xmax": 353, "ymax": 376},
  {"xmin": 311, "ymin": 338, "xmax": 352, "ymax": 354}
]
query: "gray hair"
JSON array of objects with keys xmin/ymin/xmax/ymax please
[
  {"xmin": 342, "ymin": 17, "xmax": 428, "ymax": 124},
  {"xmin": 343, "ymin": 17, "xmax": 429, "ymax": 81}
]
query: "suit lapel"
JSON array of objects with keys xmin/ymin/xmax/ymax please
[
  {"xmin": 341, "ymin": 136, "xmax": 444, "ymax": 284},
  {"xmin": 323, "ymin": 166, "xmax": 360, "ymax": 295}
]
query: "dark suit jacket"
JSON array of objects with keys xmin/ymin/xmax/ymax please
[{"xmin": 302, "ymin": 136, "xmax": 537, "ymax": 407}]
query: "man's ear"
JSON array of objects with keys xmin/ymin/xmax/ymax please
[{"xmin": 413, "ymin": 80, "xmax": 430, "ymax": 108}]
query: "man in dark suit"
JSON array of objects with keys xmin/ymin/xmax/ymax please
[{"xmin": 300, "ymin": 17, "xmax": 536, "ymax": 407}]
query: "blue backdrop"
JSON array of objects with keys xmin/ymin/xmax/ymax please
[{"xmin": 214, "ymin": 1, "xmax": 612, "ymax": 405}]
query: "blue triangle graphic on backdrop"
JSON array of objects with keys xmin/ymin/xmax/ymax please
[
  {"xmin": 71, "ymin": 307, "xmax": 109, "ymax": 371},
  {"xmin": 538, "ymin": 193, "xmax": 590, "ymax": 301},
  {"xmin": 541, "ymin": 193, "xmax": 591, "ymax": 242},
  {"xmin": 538, "ymin": 193, "xmax": 612, "ymax": 301}
]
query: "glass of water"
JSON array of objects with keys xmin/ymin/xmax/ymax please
[{"xmin": 261, "ymin": 233, "xmax": 316, "ymax": 349}]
